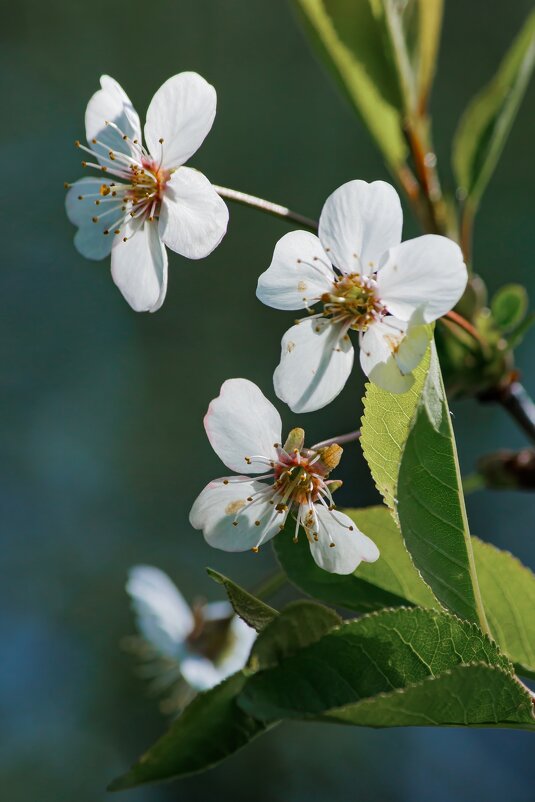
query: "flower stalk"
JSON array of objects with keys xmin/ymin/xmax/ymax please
[{"xmin": 213, "ymin": 184, "xmax": 317, "ymax": 231}]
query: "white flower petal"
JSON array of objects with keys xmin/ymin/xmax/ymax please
[
  {"xmin": 180, "ymin": 615, "xmax": 256, "ymax": 690},
  {"xmin": 159, "ymin": 167, "xmax": 228, "ymax": 259},
  {"xmin": 359, "ymin": 316, "xmax": 429, "ymax": 393},
  {"xmin": 111, "ymin": 221, "xmax": 168, "ymax": 312},
  {"xmin": 318, "ymin": 180, "xmax": 402, "ymax": 275},
  {"xmin": 180, "ymin": 654, "xmax": 223, "ymax": 691},
  {"xmin": 203, "ymin": 601, "xmax": 233, "ymax": 621},
  {"xmin": 273, "ymin": 319, "xmax": 354, "ymax": 413},
  {"xmin": 85, "ymin": 75, "xmax": 141, "ymax": 166},
  {"xmin": 65, "ymin": 177, "xmax": 119, "ymax": 260},
  {"xmin": 308, "ymin": 507, "xmax": 380, "ymax": 575},
  {"xmin": 126, "ymin": 565, "xmax": 193, "ymax": 657},
  {"xmin": 73, "ymin": 226, "xmax": 116, "ymax": 261},
  {"xmin": 204, "ymin": 379, "xmax": 282, "ymax": 474},
  {"xmin": 189, "ymin": 477, "xmax": 281, "ymax": 552},
  {"xmin": 256, "ymin": 231, "xmax": 335, "ymax": 310},
  {"xmin": 377, "ymin": 234, "xmax": 467, "ymax": 323},
  {"xmin": 144, "ymin": 72, "xmax": 217, "ymax": 168},
  {"xmin": 393, "ymin": 311, "xmax": 430, "ymax": 375},
  {"xmin": 216, "ymin": 616, "xmax": 256, "ymax": 677}
]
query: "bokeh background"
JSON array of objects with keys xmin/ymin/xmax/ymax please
[{"xmin": 2, "ymin": 1, "xmax": 535, "ymax": 799}]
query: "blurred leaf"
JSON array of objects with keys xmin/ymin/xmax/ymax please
[
  {"xmin": 274, "ymin": 505, "xmax": 438, "ymax": 612},
  {"xmin": 239, "ymin": 607, "xmax": 517, "ymax": 724},
  {"xmin": 249, "ymin": 600, "xmax": 341, "ymax": 670},
  {"xmin": 474, "ymin": 536, "xmax": 535, "ymax": 679},
  {"xmin": 410, "ymin": 0, "xmax": 444, "ymax": 110},
  {"xmin": 325, "ymin": 664, "xmax": 535, "ymax": 729},
  {"xmin": 491, "ymin": 284, "xmax": 528, "ymax": 332},
  {"xmin": 453, "ymin": 10, "xmax": 535, "ymax": 209},
  {"xmin": 292, "ymin": 0, "xmax": 408, "ymax": 168},
  {"xmin": 380, "ymin": 0, "xmax": 444, "ymax": 115},
  {"xmin": 506, "ymin": 311, "xmax": 535, "ymax": 350},
  {"xmin": 109, "ymin": 672, "xmax": 272, "ymax": 790},
  {"xmin": 206, "ymin": 568, "xmax": 277, "ymax": 632}
]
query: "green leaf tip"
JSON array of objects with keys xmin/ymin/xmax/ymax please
[{"xmin": 206, "ymin": 567, "xmax": 277, "ymax": 632}]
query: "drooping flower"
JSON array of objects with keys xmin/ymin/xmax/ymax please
[
  {"xmin": 256, "ymin": 179, "xmax": 467, "ymax": 412},
  {"xmin": 65, "ymin": 73, "xmax": 228, "ymax": 312},
  {"xmin": 126, "ymin": 565, "xmax": 256, "ymax": 696},
  {"xmin": 189, "ymin": 379, "xmax": 379, "ymax": 575}
]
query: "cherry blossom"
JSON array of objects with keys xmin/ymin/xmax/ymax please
[
  {"xmin": 257, "ymin": 179, "xmax": 467, "ymax": 411},
  {"xmin": 65, "ymin": 73, "xmax": 228, "ymax": 312},
  {"xmin": 190, "ymin": 379, "xmax": 379, "ymax": 575},
  {"xmin": 126, "ymin": 565, "xmax": 255, "ymax": 693}
]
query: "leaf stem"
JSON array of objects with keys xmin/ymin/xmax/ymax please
[{"xmin": 214, "ymin": 185, "xmax": 318, "ymax": 231}]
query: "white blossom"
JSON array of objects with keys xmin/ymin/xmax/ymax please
[
  {"xmin": 126, "ymin": 565, "xmax": 255, "ymax": 693},
  {"xmin": 65, "ymin": 73, "xmax": 228, "ymax": 312},
  {"xmin": 189, "ymin": 379, "xmax": 379, "ymax": 575},
  {"xmin": 257, "ymin": 179, "xmax": 467, "ymax": 412}
]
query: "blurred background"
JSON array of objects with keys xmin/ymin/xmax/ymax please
[{"xmin": 2, "ymin": 0, "xmax": 534, "ymax": 799}]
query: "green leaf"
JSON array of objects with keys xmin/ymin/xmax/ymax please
[
  {"xmin": 249, "ymin": 600, "xmax": 341, "ymax": 671},
  {"xmin": 506, "ymin": 311, "xmax": 535, "ymax": 350},
  {"xmin": 453, "ymin": 10, "xmax": 535, "ymax": 209},
  {"xmin": 396, "ymin": 347, "xmax": 487, "ymax": 623},
  {"xmin": 473, "ymin": 537, "xmax": 535, "ymax": 679},
  {"xmin": 362, "ymin": 344, "xmax": 489, "ymax": 627},
  {"xmin": 274, "ymin": 505, "xmax": 438, "ymax": 612},
  {"xmin": 292, "ymin": 0, "xmax": 408, "ymax": 169},
  {"xmin": 325, "ymin": 664, "xmax": 535, "ymax": 729},
  {"xmin": 239, "ymin": 607, "xmax": 514, "ymax": 723},
  {"xmin": 109, "ymin": 672, "xmax": 272, "ymax": 790},
  {"xmin": 410, "ymin": 0, "xmax": 444, "ymax": 110},
  {"xmin": 491, "ymin": 284, "xmax": 528, "ymax": 332},
  {"xmin": 361, "ymin": 347, "xmax": 430, "ymax": 513},
  {"xmin": 278, "ymin": 503, "xmax": 535, "ymax": 680},
  {"xmin": 206, "ymin": 568, "xmax": 277, "ymax": 632}
]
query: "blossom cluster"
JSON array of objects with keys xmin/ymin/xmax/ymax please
[{"xmin": 66, "ymin": 73, "xmax": 467, "ymax": 691}]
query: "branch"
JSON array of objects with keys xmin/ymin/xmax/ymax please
[
  {"xmin": 214, "ymin": 185, "xmax": 318, "ymax": 231},
  {"xmin": 479, "ymin": 381, "xmax": 535, "ymax": 445}
]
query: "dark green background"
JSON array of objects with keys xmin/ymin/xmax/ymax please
[{"xmin": 2, "ymin": 1, "xmax": 534, "ymax": 800}]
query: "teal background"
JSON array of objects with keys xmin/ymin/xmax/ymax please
[{"xmin": 2, "ymin": 1, "xmax": 534, "ymax": 799}]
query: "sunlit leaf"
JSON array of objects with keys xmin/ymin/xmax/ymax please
[
  {"xmin": 453, "ymin": 10, "xmax": 535, "ymax": 209},
  {"xmin": 361, "ymin": 347, "xmax": 430, "ymax": 513},
  {"xmin": 474, "ymin": 537, "xmax": 535, "ymax": 679},
  {"xmin": 292, "ymin": 0, "xmax": 408, "ymax": 168},
  {"xmin": 277, "ymin": 502, "xmax": 535, "ymax": 679},
  {"xmin": 274, "ymin": 505, "xmax": 438, "ymax": 612},
  {"xmin": 411, "ymin": 0, "xmax": 444, "ymax": 110},
  {"xmin": 361, "ymin": 342, "xmax": 488, "ymax": 625},
  {"xmin": 394, "ymin": 346, "xmax": 487, "ymax": 622}
]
